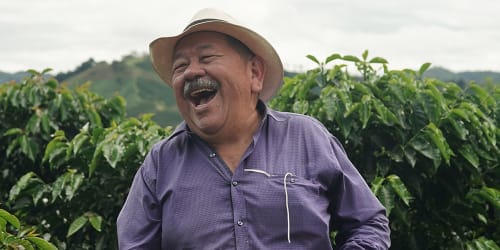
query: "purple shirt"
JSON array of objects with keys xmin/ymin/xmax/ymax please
[{"xmin": 117, "ymin": 103, "xmax": 390, "ymax": 249}]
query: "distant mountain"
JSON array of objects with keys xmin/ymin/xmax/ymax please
[
  {"xmin": 0, "ymin": 71, "xmax": 29, "ymax": 83},
  {"xmin": 55, "ymin": 54, "xmax": 183, "ymax": 127},
  {"xmin": 424, "ymin": 66, "xmax": 500, "ymax": 87},
  {"xmin": 0, "ymin": 54, "xmax": 182, "ymax": 127},
  {"xmin": 2, "ymin": 57, "xmax": 498, "ymax": 127}
]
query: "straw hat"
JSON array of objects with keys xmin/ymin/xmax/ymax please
[{"xmin": 149, "ymin": 8, "xmax": 284, "ymax": 102}]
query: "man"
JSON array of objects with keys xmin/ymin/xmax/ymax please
[{"xmin": 117, "ymin": 8, "xmax": 390, "ymax": 249}]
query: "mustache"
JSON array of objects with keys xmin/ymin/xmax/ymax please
[{"xmin": 183, "ymin": 78, "xmax": 220, "ymax": 98}]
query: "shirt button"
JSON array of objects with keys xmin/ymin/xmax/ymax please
[
  {"xmin": 237, "ymin": 220, "xmax": 244, "ymax": 226},
  {"xmin": 232, "ymin": 181, "xmax": 238, "ymax": 186}
]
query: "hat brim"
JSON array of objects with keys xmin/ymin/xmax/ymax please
[{"xmin": 149, "ymin": 20, "xmax": 283, "ymax": 102}]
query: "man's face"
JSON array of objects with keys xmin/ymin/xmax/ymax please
[{"xmin": 171, "ymin": 32, "xmax": 263, "ymax": 140}]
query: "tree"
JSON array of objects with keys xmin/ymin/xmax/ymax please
[
  {"xmin": 270, "ymin": 51, "xmax": 499, "ymax": 249},
  {"xmin": 0, "ymin": 70, "xmax": 171, "ymax": 249}
]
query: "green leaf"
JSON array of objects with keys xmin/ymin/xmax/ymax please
[
  {"xmin": 325, "ymin": 53, "xmax": 341, "ymax": 64},
  {"xmin": 25, "ymin": 114, "xmax": 41, "ymax": 134},
  {"xmin": 446, "ymin": 115, "xmax": 469, "ymax": 140},
  {"xmin": 372, "ymin": 99, "xmax": 399, "ymax": 126},
  {"xmin": 87, "ymin": 108, "xmax": 103, "ymax": 128},
  {"xmin": 20, "ymin": 135, "xmax": 38, "ymax": 162},
  {"xmin": 26, "ymin": 237, "xmax": 57, "ymax": 250},
  {"xmin": 89, "ymin": 143, "xmax": 104, "ymax": 176},
  {"xmin": 465, "ymin": 237, "xmax": 500, "ymax": 250},
  {"xmin": 344, "ymin": 103, "xmax": 360, "ymax": 118},
  {"xmin": 359, "ymin": 95, "xmax": 371, "ymax": 128},
  {"xmin": 0, "ymin": 217, "xmax": 6, "ymax": 231},
  {"xmin": 0, "ymin": 209, "xmax": 21, "ymax": 229},
  {"xmin": 6, "ymin": 137, "xmax": 20, "ymax": 158},
  {"xmin": 407, "ymin": 130, "xmax": 441, "ymax": 169},
  {"xmin": 53, "ymin": 130, "xmax": 66, "ymax": 138},
  {"xmin": 65, "ymin": 172, "xmax": 84, "ymax": 201},
  {"xmin": 369, "ymin": 57, "xmax": 388, "ymax": 64},
  {"xmin": 41, "ymin": 114, "xmax": 51, "ymax": 134},
  {"xmin": 418, "ymin": 62, "xmax": 432, "ymax": 77},
  {"xmin": 362, "ymin": 50, "xmax": 369, "ymax": 61},
  {"xmin": 41, "ymin": 68, "xmax": 53, "ymax": 75},
  {"xmin": 88, "ymin": 214, "xmax": 103, "ymax": 232},
  {"xmin": 458, "ymin": 144, "xmax": 480, "ymax": 170},
  {"xmin": 478, "ymin": 187, "xmax": 500, "ymax": 209},
  {"xmin": 378, "ymin": 185, "xmax": 395, "ymax": 216},
  {"xmin": 306, "ymin": 54, "xmax": 320, "ymax": 65},
  {"xmin": 9, "ymin": 172, "xmax": 40, "ymax": 201},
  {"xmin": 387, "ymin": 175, "xmax": 413, "ymax": 206},
  {"xmin": 32, "ymin": 185, "xmax": 48, "ymax": 205},
  {"xmin": 43, "ymin": 138, "xmax": 67, "ymax": 167},
  {"xmin": 419, "ymin": 87, "xmax": 443, "ymax": 124},
  {"xmin": 67, "ymin": 215, "xmax": 88, "ymax": 237},
  {"xmin": 292, "ymin": 100, "xmax": 309, "ymax": 114},
  {"xmin": 424, "ymin": 123, "xmax": 453, "ymax": 165},
  {"xmin": 71, "ymin": 133, "xmax": 89, "ymax": 155},
  {"xmin": 103, "ymin": 143, "xmax": 124, "ymax": 168},
  {"xmin": 51, "ymin": 173, "xmax": 69, "ymax": 202},
  {"xmin": 370, "ymin": 176, "xmax": 385, "ymax": 195},
  {"xmin": 45, "ymin": 78, "xmax": 58, "ymax": 89},
  {"xmin": 342, "ymin": 55, "xmax": 361, "ymax": 63},
  {"xmin": 3, "ymin": 128, "xmax": 24, "ymax": 136}
]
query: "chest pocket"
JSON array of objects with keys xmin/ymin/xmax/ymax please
[{"xmin": 241, "ymin": 169, "xmax": 329, "ymax": 244}]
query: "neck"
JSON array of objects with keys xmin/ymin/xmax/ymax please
[{"xmin": 206, "ymin": 105, "xmax": 262, "ymax": 172}]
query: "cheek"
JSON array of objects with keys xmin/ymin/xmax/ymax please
[{"xmin": 172, "ymin": 79, "xmax": 185, "ymax": 98}]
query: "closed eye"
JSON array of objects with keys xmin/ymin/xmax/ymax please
[
  {"xmin": 172, "ymin": 63, "xmax": 187, "ymax": 74},
  {"xmin": 200, "ymin": 55, "xmax": 220, "ymax": 63}
]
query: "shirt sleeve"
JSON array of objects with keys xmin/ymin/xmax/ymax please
[
  {"xmin": 327, "ymin": 136, "xmax": 391, "ymax": 250},
  {"xmin": 117, "ymin": 151, "xmax": 162, "ymax": 249}
]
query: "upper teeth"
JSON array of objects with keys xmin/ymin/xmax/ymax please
[{"xmin": 190, "ymin": 88, "xmax": 214, "ymax": 97}]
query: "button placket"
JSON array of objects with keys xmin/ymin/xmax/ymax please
[{"xmin": 230, "ymin": 172, "xmax": 249, "ymax": 249}]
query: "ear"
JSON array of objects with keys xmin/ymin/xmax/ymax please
[{"xmin": 249, "ymin": 55, "xmax": 265, "ymax": 93}]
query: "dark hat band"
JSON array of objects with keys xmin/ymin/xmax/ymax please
[{"xmin": 184, "ymin": 18, "xmax": 227, "ymax": 31}]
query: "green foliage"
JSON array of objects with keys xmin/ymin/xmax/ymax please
[
  {"xmin": 1, "ymin": 53, "xmax": 499, "ymax": 249},
  {"xmin": 423, "ymin": 66, "xmax": 500, "ymax": 88},
  {"xmin": 1, "ymin": 208, "xmax": 57, "ymax": 250},
  {"xmin": 270, "ymin": 50, "xmax": 500, "ymax": 249},
  {"xmin": 54, "ymin": 54, "xmax": 183, "ymax": 127},
  {"xmin": 0, "ymin": 70, "xmax": 172, "ymax": 249}
]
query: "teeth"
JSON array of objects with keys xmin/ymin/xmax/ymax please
[
  {"xmin": 190, "ymin": 88, "xmax": 214, "ymax": 97},
  {"xmin": 184, "ymin": 78, "xmax": 220, "ymax": 99}
]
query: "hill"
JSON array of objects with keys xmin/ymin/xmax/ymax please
[
  {"xmin": 423, "ymin": 66, "xmax": 500, "ymax": 87},
  {"xmin": 2, "ymin": 56, "xmax": 498, "ymax": 127},
  {"xmin": 56, "ymin": 54, "xmax": 183, "ymax": 127},
  {"xmin": 0, "ymin": 71, "xmax": 29, "ymax": 83}
]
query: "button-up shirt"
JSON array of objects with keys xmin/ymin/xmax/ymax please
[{"xmin": 117, "ymin": 102, "xmax": 390, "ymax": 249}]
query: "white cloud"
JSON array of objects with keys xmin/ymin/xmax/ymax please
[{"xmin": 0, "ymin": 0, "xmax": 499, "ymax": 73}]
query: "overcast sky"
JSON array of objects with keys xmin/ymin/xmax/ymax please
[{"xmin": 1, "ymin": 0, "xmax": 499, "ymax": 74}]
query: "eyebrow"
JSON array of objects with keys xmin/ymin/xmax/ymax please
[{"xmin": 173, "ymin": 43, "xmax": 216, "ymax": 61}]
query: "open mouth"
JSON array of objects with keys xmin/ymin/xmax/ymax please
[
  {"xmin": 184, "ymin": 78, "xmax": 220, "ymax": 107},
  {"xmin": 188, "ymin": 87, "xmax": 217, "ymax": 106}
]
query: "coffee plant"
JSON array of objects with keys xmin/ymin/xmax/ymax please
[
  {"xmin": 1, "ymin": 52, "xmax": 498, "ymax": 249},
  {"xmin": 0, "ymin": 70, "xmax": 172, "ymax": 249},
  {"xmin": 270, "ymin": 50, "xmax": 499, "ymax": 249}
]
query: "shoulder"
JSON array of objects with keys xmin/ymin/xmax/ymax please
[
  {"xmin": 141, "ymin": 122, "xmax": 190, "ymax": 173},
  {"xmin": 149, "ymin": 122, "xmax": 189, "ymax": 155}
]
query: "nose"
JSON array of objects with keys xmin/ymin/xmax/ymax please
[{"xmin": 183, "ymin": 61, "xmax": 206, "ymax": 81}]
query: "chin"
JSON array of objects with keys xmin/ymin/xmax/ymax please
[{"xmin": 189, "ymin": 119, "xmax": 222, "ymax": 136}]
